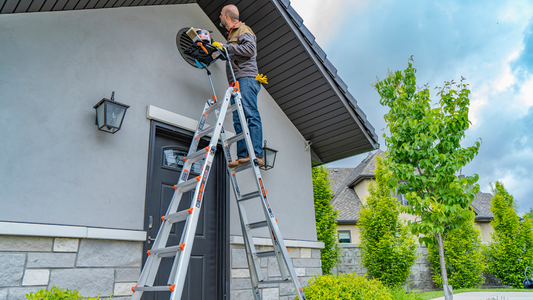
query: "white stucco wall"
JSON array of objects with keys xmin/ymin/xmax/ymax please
[{"xmin": 0, "ymin": 4, "xmax": 316, "ymax": 241}]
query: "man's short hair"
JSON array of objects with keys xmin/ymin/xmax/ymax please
[{"xmin": 224, "ymin": 5, "xmax": 239, "ymax": 21}]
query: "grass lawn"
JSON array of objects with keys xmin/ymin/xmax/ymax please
[{"xmin": 416, "ymin": 288, "xmax": 533, "ymax": 300}]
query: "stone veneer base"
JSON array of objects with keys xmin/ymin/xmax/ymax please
[{"xmin": 0, "ymin": 235, "xmax": 142, "ymax": 300}]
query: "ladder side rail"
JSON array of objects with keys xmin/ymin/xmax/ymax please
[
  {"xmin": 215, "ymin": 88, "xmax": 263, "ymax": 299},
  {"xmin": 215, "ymin": 89, "xmax": 262, "ymax": 273},
  {"xmin": 246, "ymin": 153, "xmax": 306, "ymax": 299},
  {"xmin": 133, "ymin": 100, "xmax": 214, "ymax": 299},
  {"xmin": 169, "ymin": 93, "xmax": 232, "ymax": 300},
  {"xmin": 134, "ymin": 158, "xmax": 196, "ymax": 295}
]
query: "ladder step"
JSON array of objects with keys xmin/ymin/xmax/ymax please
[
  {"xmin": 148, "ymin": 244, "xmax": 184, "ymax": 258},
  {"xmin": 132, "ymin": 285, "xmax": 176, "ymax": 292},
  {"xmin": 238, "ymin": 191, "xmax": 261, "ymax": 202},
  {"xmin": 247, "ymin": 220, "xmax": 268, "ymax": 230},
  {"xmin": 232, "ymin": 161, "xmax": 252, "ymax": 173},
  {"xmin": 258, "ymin": 279, "xmax": 292, "ymax": 285},
  {"xmin": 184, "ymin": 146, "xmax": 209, "ymax": 163},
  {"xmin": 197, "ymin": 126, "xmax": 215, "ymax": 138},
  {"xmin": 174, "ymin": 176, "xmax": 201, "ymax": 193},
  {"xmin": 163, "ymin": 208, "xmax": 193, "ymax": 224},
  {"xmin": 224, "ymin": 133, "xmax": 244, "ymax": 145},
  {"xmin": 255, "ymin": 250, "xmax": 276, "ymax": 258}
]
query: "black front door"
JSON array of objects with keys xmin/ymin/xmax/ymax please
[{"xmin": 143, "ymin": 121, "xmax": 229, "ymax": 300}]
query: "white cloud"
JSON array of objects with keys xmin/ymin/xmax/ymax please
[
  {"xmin": 290, "ymin": 0, "xmax": 372, "ymax": 45},
  {"xmin": 515, "ymin": 76, "xmax": 533, "ymax": 111},
  {"xmin": 498, "ymin": 0, "xmax": 533, "ymax": 24}
]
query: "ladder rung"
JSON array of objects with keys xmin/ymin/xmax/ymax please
[
  {"xmin": 163, "ymin": 208, "xmax": 193, "ymax": 224},
  {"xmin": 238, "ymin": 191, "xmax": 261, "ymax": 202},
  {"xmin": 258, "ymin": 279, "xmax": 292, "ymax": 285},
  {"xmin": 225, "ymin": 133, "xmax": 244, "ymax": 145},
  {"xmin": 184, "ymin": 147, "xmax": 209, "ymax": 163},
  {"xmin": 148, "ymin": 244, "xmax": 184, "ymax": 257},
  {"xmin": 205, "ymin": 101, "xmax": 224, "ymax": 115},
  {"xmin": 247, "ymin": 220, "xmax": 268, "ymax": 230},
  {"xmin": 174, "ymin": 177, "xmax": 200, "ymax": 193},
  {"xmin": 255, "ymin": 250, "xmax": 276, "ymax": 258},
  {"xmin": 197, "ymin": 126, "xmax": 215, "ymax": 138},
  {"xmin": 132, "ymin": 285, "xmax": 176, "ymax": 292}
]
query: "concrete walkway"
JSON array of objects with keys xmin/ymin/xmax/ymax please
[{"xmin": 431, "ymin": 292, "xmax": 533, "ymax": 300}]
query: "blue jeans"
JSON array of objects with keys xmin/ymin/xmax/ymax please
[{"xmin": 231, "ymin": 77, "xmax": 263, "ymax": 159}]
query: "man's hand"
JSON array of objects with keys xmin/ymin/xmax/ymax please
[{"xmin": 212, "ymin": 41, "xmax": 225, "ymax": 50}]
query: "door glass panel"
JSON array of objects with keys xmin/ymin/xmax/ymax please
[{"xmin": 162, "ymin": 149, "xmax": 204, "ymax": 173}]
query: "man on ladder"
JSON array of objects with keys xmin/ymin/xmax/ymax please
[{"xmin": 213, "ymin": 4, "xmax": 268, "ymax": 168}]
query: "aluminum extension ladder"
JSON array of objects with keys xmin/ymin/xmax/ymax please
[{"xmin": 131, "ymin": 75, "xmax": 307, "ymax": 300}]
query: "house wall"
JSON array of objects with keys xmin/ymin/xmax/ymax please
[
  {"xmin": 0, "ymin": 3, "xmax": 316, "ymax": 241},
  {"xmin": 475, "ymin": 222, "xmax": 494, "ymax": 243},
  {"xmin": 0, "ymin": 4, "xmax": 318, "ymax": 299},
  {"xmin": 353, "ymin": 179, "xmax": 372, "ymax": 204}
]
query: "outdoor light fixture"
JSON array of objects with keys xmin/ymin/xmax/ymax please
[
  {"xmin": 93, "ymin": 91, "xmax": 130, "ymax": 134},
  {"xmin": 259, "ymin": 140, "xmax": 277, "ymax": 171}
]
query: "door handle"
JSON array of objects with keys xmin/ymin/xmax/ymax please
[{"xmin": 147, "ymin": 235, "xmax": 156, "ymax": 244}]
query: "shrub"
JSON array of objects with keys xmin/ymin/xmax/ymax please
[
  {"xmin": 312, "ymin": 165, "xmax": 340, "ymax": 274},
  {"xmin": 297, "ymin": 273, "xmax": 393, "ymax": 300},
  {"xmin": 359, "ymin": 156, "xmax": 417, "ymax": 287},
  {"xmin": 486, "ymin": 182, "xmax": 533, "ymax": 288},
  {"xmin": 427, "ymin": 218, "xmax": 485, "ymax": 288},
  {"xmin": 25, "ymin": 286, "xmax": 111, "ymax": 300}
]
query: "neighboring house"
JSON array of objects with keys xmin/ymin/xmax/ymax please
[
  {"xmin": 0, "ymin": 1, "xmax": 379, "ymax": 300},
  {"xmin": 328, "ymin": 151, "xmax": 494, "ymax": 244}
]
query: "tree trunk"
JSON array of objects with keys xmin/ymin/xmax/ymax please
[{"xmin": 436, "ymin": 232, "xmax": 453, "ymax": 300}]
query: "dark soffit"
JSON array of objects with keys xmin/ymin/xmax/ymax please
[{"xmin": 1, "ymin": 0, "xmax": 379, "ymax": 164}]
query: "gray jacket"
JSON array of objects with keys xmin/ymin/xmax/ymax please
[{"xmin": 223, "ymin": 22, "xmax": 258, "ymax": 82}]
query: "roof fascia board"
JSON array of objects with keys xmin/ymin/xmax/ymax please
[
  {"xmin": 270, "ymin": 0, "xmax": 379, "ymax": 151},
  {"xmin": 337, "ymin": 220, "xmax": 358, "ymax": 225},
  {"xmin": 348, "ymin": 174, "xmax": 374, "ymax": 188}
]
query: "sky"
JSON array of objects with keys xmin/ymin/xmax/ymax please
[{"xmin": 290, "ymin": 0, "xmax": 533, "ymax": 215}]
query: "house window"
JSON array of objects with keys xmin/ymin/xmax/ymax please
[{"xmin": 338, "ymin": 231, "xmax": 351, "ymax": 243}]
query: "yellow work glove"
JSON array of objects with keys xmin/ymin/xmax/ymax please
[
  {"xmin": 212, "ymin": 41, "xmax": 224, "ymax": 50},
  {"xmin": 255, "ymin": 74, "xmax": 268, "ymax": 84}
]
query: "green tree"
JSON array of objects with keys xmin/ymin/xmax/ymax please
[
  {"xmin": 525, "ymin": 207, "xmax": 533, "ymax": 221},
  {"xmin": 428, "ymin": 218, "xmax": 485, "ymax": 288},
  {"xmin": 359, "ymin": 156, "xmax": 417, "ymax": 287},
  {"xmin": 374, "ymin": 57, "xmax": 481, "ymax": 300},
  {"xmin": 312, "ymin": 165, "xmax": 340, "ymax": 274},
  {"xmin": 486, "ymin": 181, "xmax": 533, "ymax": 288}
]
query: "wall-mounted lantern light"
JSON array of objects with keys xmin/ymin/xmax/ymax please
[
  {"xmin": 93, "ymin": 91, "xmax": 130, "ymax": 134},
  {"xmin": 260, "ymin": 140, "xmax": 278, "ymax": 171}
]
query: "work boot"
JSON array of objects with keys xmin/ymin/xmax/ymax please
[
  {"xmin": 228, "ymin": 160, "xmax": 240, "ymax": 168},
  {"xmin": 237, "ymin": 157, "xmax": 264, "ymax": 166},
  {"xmin": 237, "ymin": 157, "xmax": 250, "ymax": 164}
]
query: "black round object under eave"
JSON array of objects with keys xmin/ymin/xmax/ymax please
[{"xmin": 176, "ymin": 27, "xmax": 197, "ymax": 68}]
